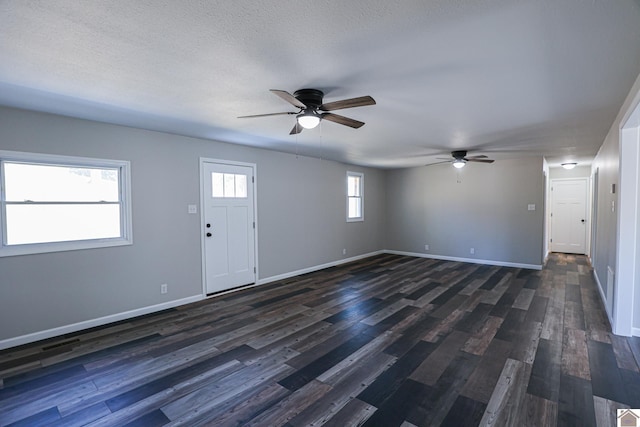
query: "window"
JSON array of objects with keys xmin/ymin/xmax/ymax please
[
  {"xmin": 211, "ymin": 172, "xmax": 247, "ymax": 198},
  {"xmin": 0, "ymin": 151, "xmax": 132, "ymax": 256},
  {"xmin": 347, "ymin": 171, "xmax": 363, "ymax": 222}
]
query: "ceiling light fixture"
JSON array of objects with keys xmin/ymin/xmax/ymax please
[
  {"xmin": 297, "ymin": 110, "xmax": 320, "ymax": 129},
  {"xmin": 452, "ymin": 159, "xmax": 466, "ymax": 169},
  {"xmin": 561, "ymin": 162, "xmax": 577, "ymax": 170}
]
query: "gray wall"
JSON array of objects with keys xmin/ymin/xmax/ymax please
[
  {"xmin": 386, "ymin": 157, "xmax": 545, "ymax": 266},
  {"xmin": 591, "ymin": 71, "xmax": 640, "ymax": 329},
  {"xmin": 0, "ymin": 107, "xmax": 387, "ymax": 341}
]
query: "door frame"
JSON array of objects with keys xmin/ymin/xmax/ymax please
[
  {"xmin": 549, "ymin": 177, "xmax": 591, "ymax": 255},
  {"xmin": 199, "ymin": 157, "xmax": 258, "ymax": 297}
]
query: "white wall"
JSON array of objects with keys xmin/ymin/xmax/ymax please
[
  {"xmin": 591, "ymin": 71, "xmax": 640, "ymax": 335},
  {"xmin": 0, "ymin": 107, "xmax": 387, "ymax": 346},
  {"xmin": 385, "ymin": 157, "xmax": 545, "ymax": 268}
]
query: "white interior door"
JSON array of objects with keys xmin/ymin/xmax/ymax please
[
  {"xmin": 550, "ymin": 178, "xmax": 588, "ymax": 254},
  {"xmin": 202, "ymin": 161, "xmax": 256, "ymax": 294}
]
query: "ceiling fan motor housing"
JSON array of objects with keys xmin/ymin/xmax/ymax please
[
  {"xmin": 451, "ymin": 150, "xmax": 467, "ymax": 160},
  {"xmin": 293, "ymin": 89, "xmax": 324, "ymax": 109}
]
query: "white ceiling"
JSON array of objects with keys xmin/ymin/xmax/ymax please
[{"xmin": 1, "ymin": 1, "xmax": 639, "ymax": 168}]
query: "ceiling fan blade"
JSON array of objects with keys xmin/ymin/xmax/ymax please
[
  {"xmin": 289, "ymin": 122, "xmax": 303, "ymax": 135},
  {"xmin": 466, "ymin": 158, "xmax": 495, "ymax": 163},
  {"xmin": 238, "ymin": 112, "xmax": 296, "ymax": 119},
  {"xmin": 465, "ymin": 155, "xmax": 488, "ymax": 159},
  {"xmin": 321, "ymin": 113, "xmax": 365, "ymax": 128},
  {"xmin": 319, "ymin": 96, "xmax": 376, "ymax": 111},
  {"xmin": 270, "ymin": 89, "xmax": 307, "ymax": 109},
  {"xmin": 436, "ymin": 157, "xmax": 452, "ymax": 160},
  {"xmin": 425, "ymin": 160, "xmax": 452, "ymax": 166}
]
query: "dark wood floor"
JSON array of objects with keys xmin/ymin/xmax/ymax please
[{"xmin": 1, "ymin": 253, "xmax": 639, "ymax": 426}]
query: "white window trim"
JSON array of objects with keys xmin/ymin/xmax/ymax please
[
  {"xmin": 346, "ymin": 171, "xmax": 364, "ymax": 222},
  {"xmin": 0, "ymin": 150, "xmax": 133, "ymax": 257}
]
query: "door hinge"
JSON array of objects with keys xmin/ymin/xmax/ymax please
[
  {"xmin": 254, "ymin": 267, "xmax": 256, "ymax": 273},
  {"xmin": 550, "ymin": 238, "xmax": 553, "ymax": 242},
  {"xmin": 252, "ymin": 176, "xmax": 255, "ymax": 183},
  {"xmin": 253, "ymin": 221, "xmax": 255, "ymax": 229},
  {"xmin": 550, "ymin": 212, "xmax": 553, "ymax": 217}
]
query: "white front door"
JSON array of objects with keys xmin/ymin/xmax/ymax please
[
  {"xmin": 550, "ymin": 178, "xmax": 588, "ymax": 254},
  {"xmin": 202, "ymin": 161, "xmax": 256, "ymax": 294}
]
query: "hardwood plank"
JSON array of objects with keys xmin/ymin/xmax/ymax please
[
  {"xmin": 440, "ymin": 395, "xmax": 487, "ymax": 427},
  {"xmin": 278, "ymin": 330, "xmax": 376, "ymax": 391},
  {"xmin": 410, "ymin": 330, "xmax": 470, "ymax": 385},
  {"xmin": 509, "ymin": 320, "xmax": 542, "ymax": 364},
  {"xmin": 561, "ymin": 328, "xmax": 591, "ymax": 380},
  {"xmin": 479, "ymin": 358, "xmax": 530, "ymax": 426},
  {"xmin": 540, "ymin": 303, "xmax": 565, "ymax": 342},
  {"xmin": 593, "ymin": 395, "xmax": 629, "ymax": 427},
  {"xmin": 564, "ymin": 301, "xmax": 586, "ymax": 331},
  {"xmin": 520, "ymin": 393, "xmax": 557, "ymax": 426},
  {"xmin": 320, "ymin": 398, "xmax": 376, "ymax": 427},
  {"xmin": 610, "ymin": 335, "xmax": 640, "ymax": 372},
  {"xmin": 358, "ymin": 340, "xmax": 437, "ymax": 407},
  {"xmin": 411, "ymin": 350, "xmax": 481, "ymax": 426},
  {"xmin": 48, "ymin": 402, "xmax": 111, "ymax": 427},
  {"xmin": 2, "ymin": 406, "xmax": 61, "ymax": 426},
  {"xmin": 512, "ymin": 287, "xmax": 536, "ymax": 311},
  {"xmin": 191, "ymin": 382, "xmax": 289, "ymax": 427},
  {"xmin": 557, "ymin": 374, "xmax": 597, "ymax": 426},
  {"xmin": 588, "ymin": 340, "xmax": 629, "ymax": 404},
  {"xmin": 286, "ymin": 351, "xmax": 396, "ymax": 426},
  {"xmin": 455, "ymin": 302, "xmax": 494, "ymax": 334},
  {"xmin": 461, "ymin": 338, "xmax": 512, "ymax": 404},
  {"xmin": 463, "ymin": 316, "xmax": 504, "ymax": 356},
  {"xmin": 620, "ymin": 368, "xmax": 640, "ymax": 408},
  {"xmin": 361, "ymin": 378, "xmax": 434, "ymax": 427},
  {"xmin": 527, "ymin": 338, "xmax": 562, "ymax": 402},
  {"xmin": 244, "ymin": 380, "xmax": 331, "ymax": 427}
]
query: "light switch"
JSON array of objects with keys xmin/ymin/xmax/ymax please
[
  {"xmin": 188, "ymin": 204, "xmax": 197, "ymax": 214},
  {"xmin": 528, "ymin": 204, "xmax": 536, "ymax": 211}
]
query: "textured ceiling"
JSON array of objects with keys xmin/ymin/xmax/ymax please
[{"xmin": 1, "ymin": 1, "xmax": 640, "ymax": 168}]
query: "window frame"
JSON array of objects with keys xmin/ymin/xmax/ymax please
[
  {"xmin": 0, "ymin": 150, "xmax": 133, "ymax": 257},
  {"xmin": 346, "ymin": 171, "xmax": 364, "ymax": 222}
]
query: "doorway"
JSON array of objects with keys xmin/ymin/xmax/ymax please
[
  {"xmin": 549, "ymin": 178, "xmax": 589, "ymax": 254},
  {"xmin": 200, "ymin": 159, "xmax": 257, "ymax": 295}
]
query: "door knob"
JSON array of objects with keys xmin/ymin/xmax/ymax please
[
  {"xmin": 206, "ymin": 232, "xmax": 212, "ymax": 237},
  {"xmin": 206, "ymin": 223, "xmax": 211, "ymax": 228},
  {"xmin": 581, "ymin": 219, "xmax": 585, "ymax": 223}
]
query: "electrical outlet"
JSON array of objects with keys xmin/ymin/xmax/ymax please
[
  {"xmin": 470, "ymin": 248, "xmax": 475, "ymax": 255},
  {"xmin": 424, "ymin": 244, "xmax": 429, "ymax": 251},
  {"xmin": 342, "ymin": 248, "xmax": 347, "ymax": 255},
  {"xmin": 161, "ymin": 284, "xmax": 168, "ymax": 294}
]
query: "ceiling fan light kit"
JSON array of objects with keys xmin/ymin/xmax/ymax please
[
  {"xmin": 561, "ymin": 162, "xmax": 577, "ymax": 170},
  {"xmin": 297, "ymin": 111, "xmax": 320, "ymax": 129},
  {"xmin": 239, "ymin": 88, "xmax": 375, "ymax": 134},
  {"xmin": 452, "ymin": 159, "xmax": 466, "ymax": 168}
]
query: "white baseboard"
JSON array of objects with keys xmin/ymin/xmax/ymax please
[
  {"xmin": 383, "ymin": 250, "xmax": 542, "ymax": 270},
  {"xmin": 257, "ymin": 250, "xmax": 385, "ymax": 286},
  {"xmin": 0, "ymin": 295, "xmax": 203, "ymax": 351},
  {"xmin": 592, "ymin": 268, "xmax": 614, "ymax": 328}
]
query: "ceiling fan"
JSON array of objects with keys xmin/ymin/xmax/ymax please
[
  {"xmin": 430, "ymin": 150, "xmax": 495, "ymax": 168},
  {"xmin": 238, "ymin": 89, "xmax": 376, "ymax": 135}
]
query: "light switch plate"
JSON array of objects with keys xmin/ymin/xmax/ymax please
[
  {"xmin": 528, "ymin": 204, "xmax": 536, "ymax": 211},
  {"xmin": 188, "ymin": 204, "xmax": 197, "ymax": 214}
]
